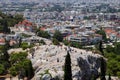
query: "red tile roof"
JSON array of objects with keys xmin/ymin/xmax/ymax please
[{"xmin": 16, "ymin": 20, "xmax": 33, "ymax": 27}]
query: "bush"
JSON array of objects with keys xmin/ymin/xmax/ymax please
[
  {"xmin": 20, "ymin": 42, "xmax": 33, "ymax": 50},
  {"xmin": 70, "ymin": 41, "xmax": 82, "ymax": 49},
  {"xmin": 52, "ymin": 38, "xmax": 60, "ymax": 45},
  {"xmin": 106, "ymin": 45, "xmax": 114, "ymax": 53},
  {"xmin": 9, "ymin": 52, "xmax": 34, "ymax": 79},
  {"xmin": 9, "ymin": 66, "xmax": 17, "ymax": 76},
  {"xmin": 39, "ymin": 39, "xmax": 46, "ymax": 45},
  {"xmin": 63, "ymin": 40, "xmax": 69, "ymax": 46},
  {"xmin": 21, "ymin": 33, "xmax": 31, "ymax": 38}
]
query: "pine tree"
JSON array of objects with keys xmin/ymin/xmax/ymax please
[
  {"xmin": 3, "ymin": 40, "xmax": 10, "ymax": 61},
  {"xmin": 108, "ymin": 73, "xmax": 111, "ymax": 80},
  {"xmin": 19, "ymin": 37, "xmax": 22, "ymax": 47},
  {"xmin": 2, "ymin": 19, "xmax": 10, "ymax": 33},
  {"xmin": 100, "ymin": 57, "xmax": 106, "ymax": 80},
  {"xmin": 64, "ymin": 52, "xmax": 72, "ymax": 80},
  {"xmin": 99, "ymin": 40, "xmax": 104, "ymax": 56}
]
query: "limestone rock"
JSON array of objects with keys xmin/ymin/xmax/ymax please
[
  {"xmin": 28, "ymin": 44, "xmax": 103, "ymax": 80},
  {"xmin": 42, "ymin": 74, "xmax": 52, "ymax": 80}
]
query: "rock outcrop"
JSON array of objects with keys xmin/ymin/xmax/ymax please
[{"xmin": 28, "ymin": 44, "xmax": 103, "ymax": 80}]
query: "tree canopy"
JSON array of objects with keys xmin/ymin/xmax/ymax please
[
  {"xmin": 96, "ymin": 29, "xmax": 107, "ymax": 41},
  {"xmin": 37, "ymin": 30, "xmax": 50, "ymax": 39},
  {"xmin": 53, "ymin": 30, "xmax": 63, "ymax": 42},
  {"xmin": 9, "ymin": 52, "xmax": 34, "ymax": 79}
]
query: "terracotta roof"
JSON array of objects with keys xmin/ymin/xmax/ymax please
[
  {"xmin": 104, "ymin": 29, "xmax": 117, "ymax": 35},
  {"xmin": 40, "ymin": 27, "xmax": 46, "ymax": 31},
  {"xmin": 17, "ymin": 20, "xmax": 33, "ymax": 27}
]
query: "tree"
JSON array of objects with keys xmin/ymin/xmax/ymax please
[
  {"xmin": 70, "ymin": 41, "xmax": 82, "ymax": 49},
  {"xmin": 64, "ymin": 52, "xmax": 72, "ymax": 80},
  {"xmin": 39, "ymin": 39, "xmax": 46, "ymax": 45},
  {"xmin": 114, "ymin": 42, "xmax": 120, "ymax": 54},
  {"xmin": 2, "ymin": 40, "xmax": 10, "ymax": 61},
  {"xmin": 53, "ymin": 30, "xmax": 63, "ymax": 42},
  {"xmin": 106, "ymin": 45, "xmax": 114, "ymax": 53},
  {"xmin": 19, "ymin": 37, "xmax": 22, "ymax": 47},
  {"xmin": 52, "ymin": 38, "xmax": 60, "ymax": 45},
  {"xmin": 96, "ymin": 29, "xmax": 107, "ymax": 41},
  {"xmin": 100, "ymin": 57, "xmax": 106, "ymax": 80},
  {"xmin": 99, "ymin": 41, "xmax": 104, "ymax": 56},
  {"xmin": 2, "ymin": 19, "xmax": 10, "ymax": 33},
  {"xmin": 108, "ymin": 73, "xmax": 111, "ymax": 80},
  {"xmin": 0, "ymin": 64, "xmax": 5, "ymax": 74},
  {"xmin": 9, "ymin": 52, "xmax": 34, "ymax": 79},
  {"xmin": 37, "ymin": 30, "xmax": 50, "ymax": 39},
  {"xmin": 22, "ymin": 60, "xmax": 34, "ymax": 79},
  {"xmin": 63, "ymin": 40, "xmax": 69, "ymax": 46}
]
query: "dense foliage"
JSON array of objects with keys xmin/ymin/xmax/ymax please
[
  {"xmin": 0, "ymin": 11, "xmax": 24, "ymax": 27},
  {"xmin": 37, "ymin": 30, "xmax": 50, "ymax": 39},
  {"xmin": 0, "ymin": 11, "xmax": 24, "ymax": 33},
  {"xmin": 20, "ymin": 42, "xmax": 34, "ymax": 50},
  {"xmin": 53, "ymin": 30, "xmax": 63, "ymax": 42},
  {"xmin": 0, "ymin": 43, "xmax": 34, "ymax": 79},
  {"xmin": 9, "ymin": 52, "xmax": 34, "ymax": 79},
  {"xmin": 100, "ymin": 57, "xmax": 106, "ymax": 80},
  {"xmin": 96, "ymin": 29, "xmax": 107, "ymax": 41},
  {"xmin": 52, "ymin": 38, "xmax": 60, "ymax": 45},
  {"xmin": 105, "ymin": 42, "xmax": 120, "ymax": 78}
]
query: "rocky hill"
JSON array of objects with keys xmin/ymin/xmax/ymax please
[{"xmin": 28, "ymin": 43, "xmax": 103, "ymax": 80}]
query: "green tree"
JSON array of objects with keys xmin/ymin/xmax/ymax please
[
  {"xmin": 114, "ymin": 42, "xmax": 120, "ymax": 54},
  {"xmin": 37, "ymin": 30, "xmax": 50, "ymax": 39},
  {"xmin": 64, "ymin": 52, "xmax": 72, "ymax": 80},
  {"xmin": 53, "ymin": 30, "xmax": 63, "ymax": 42},
  {"xmin": 9, "ymin": 52, "xmax": 34, "ymax": 79},
  {"xmin": 0, "ymin": 64, "xmax": 5, "ymax": 74},
  {"xmin": 2, "ymin": 19, "xmax": 10, "ymax": 33},
  {"xmin": 39, "ymin": 39, "xmax": 46, "ymax": 45},
  {"xmin": 70, "ymin": 41, "xmax": 82, "ymax": 49},
  {"xmin": 96, "ymin": 29, "xmax": 107, "ymax": 41},
  {"xmin": 52, "ymin": 38, "xmax": 60, "ymax": 45},
  {"xmin": 9, "ymin": 66, "xmax": 18, "ymax": 76},
  {"xmin": 106, "ymin": 45, "xmax": 114, "ymax": 53},
  {"xmin": 63, "ymin": 40, "xmax": 69, "ymax": 46},
  {"xmin": 2, "ymin": 40, "xmax": 10, "ymax": 61},
  {"xmin": 108, "ymin": 73, "xmax": 111, "ymax": 80},
  {"xmin": 99, "ymin": 41, "xmax": 104, "ymax": 56},
  {"xmin": 23, "ymin": 60, "xmax": 34, "ymax": 79},
  {"xmin": 100, "ymin": 57, "xmax": 106, "ymax": 80},
  {"xmin": 19, "ymin": 37, "xmax": 22, "ymax": 47}
]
